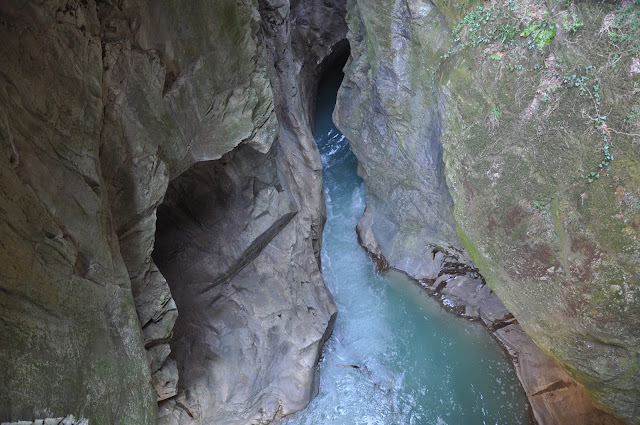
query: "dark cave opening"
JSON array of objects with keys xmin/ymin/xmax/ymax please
[
  {"xmin": 149, "ymin": 14, "xmax": 350, "ymax": 420},
  {"xmin": 307, "ymin": 39, "xmax": 350, "ymax": 133}
]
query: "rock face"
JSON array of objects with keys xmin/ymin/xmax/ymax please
[
  {"xmin": 3, "ymin": 0, "xmax": 637, "ymax": 423},
  {"xmin": 0, "ymin": 2, "xmax": 156, "ymax": 422},
  {"xmin": 2, "ymin": 415, "xmax": 88, "ymax": 425},
  {"xmin": 423, "ymin": 265, "xmax": 625, "ymax": 425},
  {"xmin": 1, "ymin": 0, "xmax": 345, "ymax": 423},
  {"xmin": 152, "ymin": 143, "xmax": 336, "ymax": 424},
  {"xmin": 335, "ymin": 0, "xmax": 467, "ymax": 280},
  {"xmin": 336, "ymin": 0, "xmax": 639, "ymax": 423}
]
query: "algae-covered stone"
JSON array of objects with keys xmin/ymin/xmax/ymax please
[{"xmin": 439, "ymin": 0, "xmax": 640, "ymax": 421}]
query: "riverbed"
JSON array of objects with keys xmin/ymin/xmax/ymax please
[{"xmin": 281, "ymin": 71, "xmax": 532, "ymax": 425}]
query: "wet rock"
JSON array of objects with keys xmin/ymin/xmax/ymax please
[{"xmin": 495, "ymin": 325, "xmax": 626, "ymax": 425}]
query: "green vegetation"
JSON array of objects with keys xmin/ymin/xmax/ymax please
[
  {"xmin": 453, "ymin": 5, "xmax": 493, "ymax": 47},
  {"xmin": 520, "ymin": 13, "xmax": 556, "ymax": 49},
  {"xmin": 441, "ymin": 0, "xmax": 588, "ymax": 61},
  {"xmin": 562, "ymin": 11, "xmax": 583, "ymax": 33},
  {"xmin": 608, "ymin": 1, "xmax": 640, "ymax": 55},
  {"xmin": 562, "ymin": 66, "xmax": 615, "ymax": 183}
]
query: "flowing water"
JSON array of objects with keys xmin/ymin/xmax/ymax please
[{"xmin": 282, "ymin": 71, "xmax": 532, "ymax": 425}]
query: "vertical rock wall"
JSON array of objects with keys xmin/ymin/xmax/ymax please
[
  {"xmin": 0, "ymin": 1, "xmax": 156, "ymax": 422},
  {"xmin": 152, "ymin": 2, "xmax": 347, "ymax": 423},
  {"xmin": 1, "ymin": 0, "xmax": 346, "ymax": 423},
  {"xmin": 336, "ymin": 0, "xmax": 640, "ymax": 422},
  {"xmin": 437, "ymin": 0, "xmax": 640, "ymax": 421},
  {"xmin": 335, "ymin": 0, "xmax": 466, "ymax": 280}
]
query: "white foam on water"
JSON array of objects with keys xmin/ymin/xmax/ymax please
[{"xmin": 281, "ymin": 72, "xmax": 531, "ymax": 425}]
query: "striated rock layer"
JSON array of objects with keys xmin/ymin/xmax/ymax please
[
  {"xmin": 1, "ymin": 0, "xmax": 345, "ymax": 423},
  {"xmin": 336, "ymin": 0, "xmax": 639, "ymax": 423}
]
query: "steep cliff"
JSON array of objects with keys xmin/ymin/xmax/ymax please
[
  {"xmin": 336, "ymin": 0, "xmax": 639, "ymax": 423},
  {"xmin": 439, "ymin": 0, "xmax": 640, "ymax": 421},
  {"xmin": 0, "ymin": 0, "xmax": 345, "ymax": 423},
  {"xmin": 335, "ymin": 0, "xmax": 466, "ymax": 279}
]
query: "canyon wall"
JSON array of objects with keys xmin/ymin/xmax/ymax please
[
  {"xmin": 335, "ymin": 0, "xmax": 639, "ymax": 423},
  {"xmin": 2, "ymin": 0, "xmax": 638, "ymax": 423},
  {"xmin": 334, "ymin": 0, "xmax": 466, "ymax": 279},
  {"xmin": 0, "ymin": 0, "xmax": 345, "ymax": 423}
]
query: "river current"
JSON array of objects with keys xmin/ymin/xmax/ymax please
[{"xmin": 281, "ymin": 71, "xmax": 532, "ymax": 425}]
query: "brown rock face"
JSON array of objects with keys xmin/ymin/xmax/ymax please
[{"xmin": 1, "ymin": 0, "xmax": 345, "ymax": 423}]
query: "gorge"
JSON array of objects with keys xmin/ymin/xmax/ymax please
[
  {"xmin": 280, "ymin": 64, "xmax": 532, "ymax": 425},
  {"xmin": 0, "ymin": 0, "xmax": 638, "ymax": 424}
]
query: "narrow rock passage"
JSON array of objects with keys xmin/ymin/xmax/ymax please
[{"xmin": 281, "ymin": 71, "xmax": 533, "ymax": 424}]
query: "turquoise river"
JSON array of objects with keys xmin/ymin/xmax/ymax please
[{"xmin": 281, "ymin": 70, "xmax": 533, "ymax": 425}]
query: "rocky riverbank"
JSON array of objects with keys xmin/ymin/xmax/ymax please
[{"xmin": 420, "ymin": 266, "xmax": 625, "ymax": 425}]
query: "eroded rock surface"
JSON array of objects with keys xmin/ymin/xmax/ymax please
[
  {"xmin": 336, "ymin": 0, "xmax": 639, "ymax": 423},
  {"xmin": 0, "ymin": 2, "xmax": 156, "ymax": 422},
  {"xmin": 1, "ymin": 0, "xmax": 344, "ymax": 423},
  {"xmin": 495, "ymin": 324, "xmax": 626, "ymax": 425},
  {"xmin": 153, "ymin": 143, "xmax": 335, "ymax": 424},
  {"xmin": 335, "ymin": 0, "xmax": 466, "ymax": 280}
]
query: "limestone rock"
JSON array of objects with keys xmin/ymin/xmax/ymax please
[
  {"xmin": 336, "ymin": 0, "xmax": 640, "ymax": 422},
  {"xmin": 1, "ymin": 0, "xmax": 343, "ymax": 422},
  {"xmin": 1, "ymin": 415, "xmax": 88, "ymax": 425},
  {"xmin": 495, "ymin": 325, "xmax": 626, "ymax": 425},
  {"xmin": 97, "ymin": 0, "xmax": 281, "ymax": 401},
  {"xmin": 154, "ymin": 141, "xmax": 336, "ymax": 424},
  {"xmin": 152, "ymin": 358, "xmax": 179, "ymax": 402},
  {"xmin": 335, "ymin": 0, "xmax": 466, "ymax": 280},
  {"xmin": 0, "ymin": 1, "xmax": 156, "ymax": 421},
  {"xmin": 151, "ymin": 0, "xmax": 345, "ymax": 422},
  {"xmin": 438, "ymin": 0, "xmax": 640, "ymax": 421}
]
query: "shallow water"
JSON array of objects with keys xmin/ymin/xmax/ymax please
[{"xmin": 281, "ymin": 71, "xmax": 532, "ymax": 425}]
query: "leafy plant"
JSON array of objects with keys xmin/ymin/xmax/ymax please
[
  {"xmin": 453, "ymin": 6, "xmax": 494, "ymax": 47},
  {"xmin": 492, "ymin": 106, "xmax": 501, "ymax": 119},
  {"xmin": 564, "ymin": 66, "xmax": 617, "ymax": 183},
  {"xmin": 520, "ymin": 18, "xmax": 556, "ymax": 49},
  {"xmin": 562, "ymin": 11, "xmax": 583, "ymax": 32},
  {"xmin": 532, "ymin": 200, "xmax": 545, "ymax": 212},
  {"xmin": 497, "ymin": 23, "xmax": 519, "ymax": 44},
  {"xmin": 608, "ymin": 1, "xmax": 640, "ymax": 55}
]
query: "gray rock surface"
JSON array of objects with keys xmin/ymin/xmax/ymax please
[
  {"xmin": 335, "ymin": 0, "xmax": 636, "ymax": 423},
  {"xmin": 0, "ymin": 1, "xmax": 156, "ymax": 422},
  {"xmin": 1, "ymin": 0, "xmax": 344, "ymax": 423},
  {"xmin": 1, "ymin": 415, "xmax": 88, "ymax": 425},
  {"xmin": 334, "ymin": 0, "xmax": 466, "ymax": 280},
  {"xmin": 152, "ymin": 0, "xmax": 347, "ymax": 421}
]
